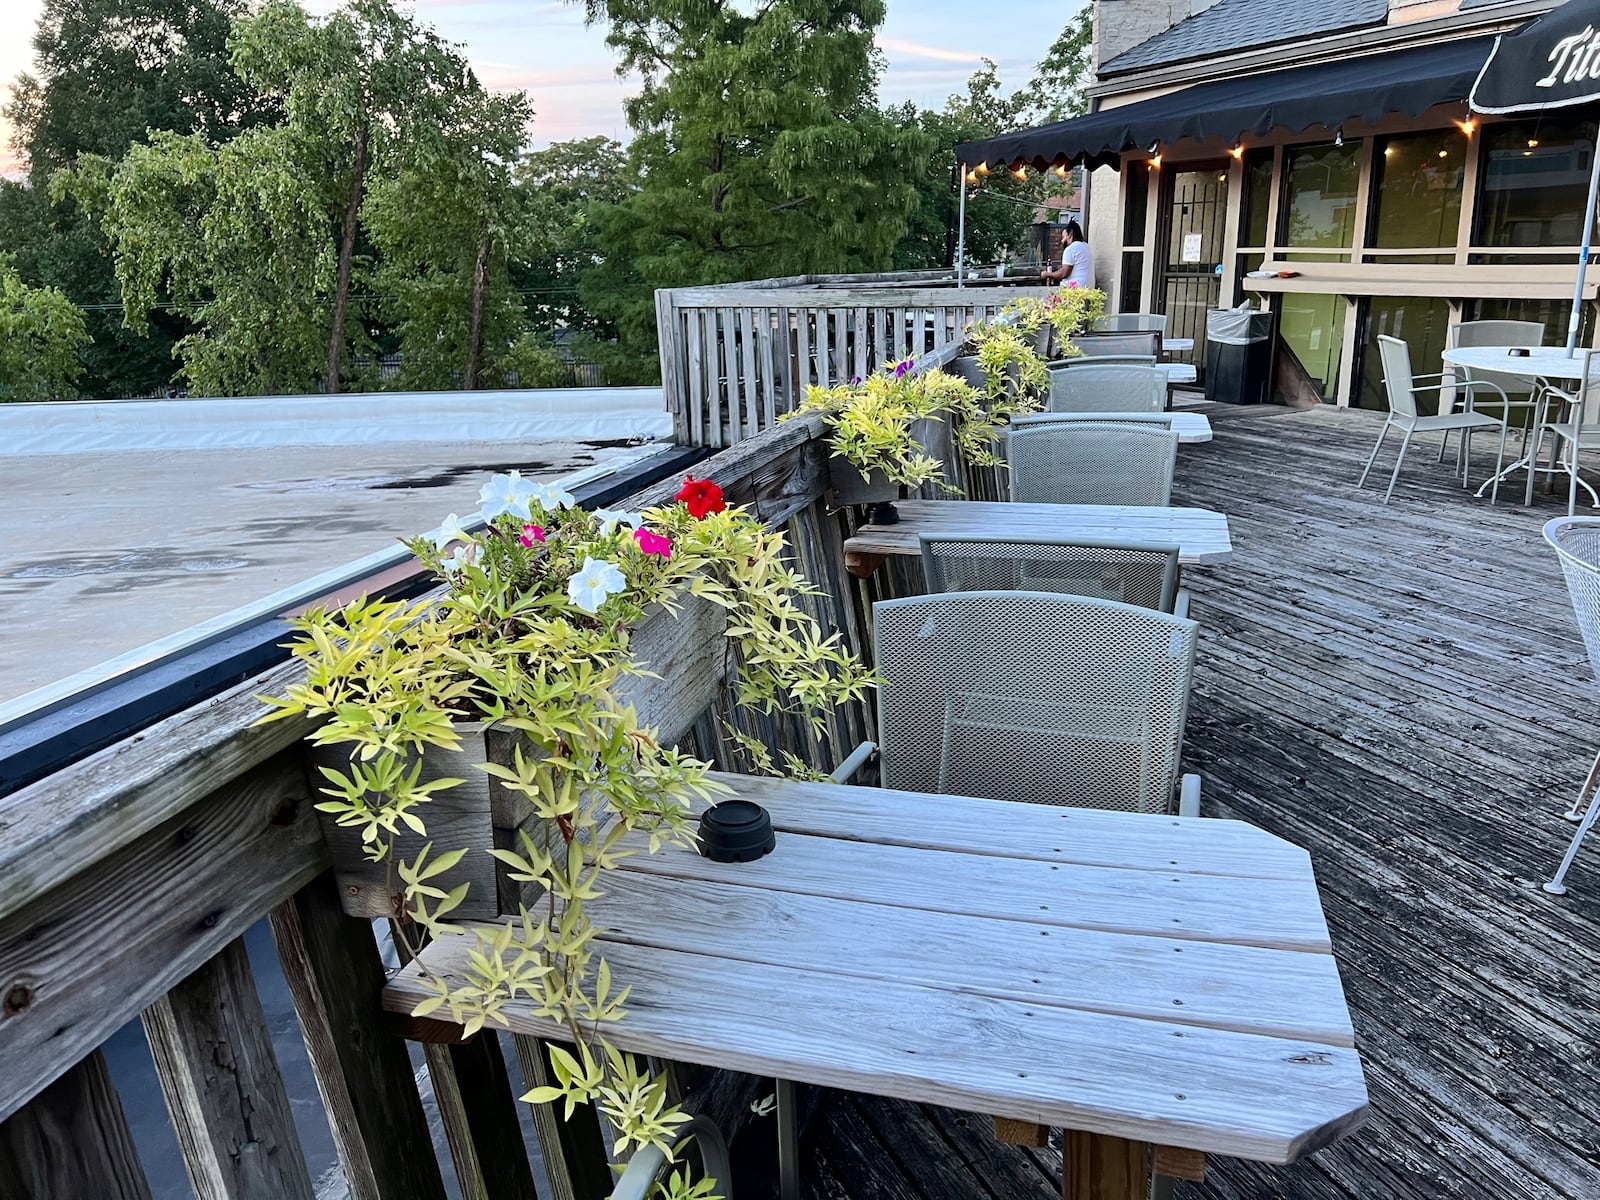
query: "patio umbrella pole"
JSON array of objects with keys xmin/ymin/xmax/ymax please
[
  {"xmin": 956, "ymin": 162, "xmax": 968, "ymax": 290},
  {"xmin": 1569, "ymin": 147, "xmax": 1600, "ymax": 355}
]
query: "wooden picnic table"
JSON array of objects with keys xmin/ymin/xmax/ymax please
[
  {"xmin": 384, "ymin": 775, "xmax": 1368, "ymax": 1199},
  {"xmin": 842, "ymin": 498, "xmax": 1233, "ymax": 578}
]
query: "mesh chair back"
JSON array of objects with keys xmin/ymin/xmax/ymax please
[
  {"xmin": 874, "ymin": 591, "xmax": 1198, "ymax": 813},
  {"xmin": 1070, "ymin": 331, "xmax": 1162, "ymax": 359},
  {"xmin": 1096, "ymin": 313, "xmax": 1168, "ymax": 334},
  {"xmin": 1013, "ymin": 412, "xmax": 1174, "ymax": 430},
  {"xmin": 1574, "ymin": 349, "xmax": 1600, "ymax": 431},
  {"xmin": 1545, "ymin": 518, "xmax": 1600, "ymax": 680},
  {"xmin": 1048, "ymin": 364, "xmax": 1167, "ymax": 412},
  {"xmin": 1377, "ymin": 335, "xmax": 1419, "ymax": 419},
  {"xmin": 1051, "ymin": 354, "xmax": 1159, "ymax": 368},
  {"xmin": 1010, "ymin": 423, "xmax": 1177, "ymax": 505},
  {"xmin": 920, "ymin": 534, "xmax": 1181, "ymax": 612},
  {"xmin": 1451, "ymin": 319, "xmax": 1546, "ymax": 399}
]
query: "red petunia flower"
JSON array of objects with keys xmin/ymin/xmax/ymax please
[{"xmin": 675, "ymin": 475, "xmax": 727, "ymax": 519}]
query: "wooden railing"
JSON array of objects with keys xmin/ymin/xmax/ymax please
[
  {"xmin": 0, "ymin": 413, "xmax": 932, "ymax": 1200},
  {"xmin": 655, "ymin": 271, "xmax": 1053, "ymax": 448}
]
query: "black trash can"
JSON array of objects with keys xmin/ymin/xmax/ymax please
[{"xmin": 1204, "ymin": 308, "xmax": 1276, "ymax": 405}]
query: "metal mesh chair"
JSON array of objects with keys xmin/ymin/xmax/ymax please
[
  {"xmin": 919, "ymin": 534, "xmax": 1187, "ymax": 617},
  {"xmin": 1009, "ymin": 422, "xmax": 1177, "ymax": 505},
  {"xmin": 1357, "ymin": 335, "xmax": 1511, "ymax": 503},
  {"xmin": 1444, "ymin": 320, "xmax": 1547, "ymax": 481},
  {"xmin": 1046, "ymin": 363, "xmax": 1167, "ymax": 413},
  {"xmin": 873, "ymin": 591, "xmax": 1200, "ymax": 816},
  {"xmin": 1069, "ymin": 330, "xmax": 1162, "ymax": 359},
  {"xmin": 1049, "ymin": 353, "xmax": 1159, "ymax": 369},
  {"xmin": 1541, "ymin": 518, "xmax": 1600, "ymax": 894},
  {"xmin": 1539, "ymin": 349, "xmax": 1600, "ymax": 515},
  {"xmin": 1095, "ymin": 313, "xmax": 1168, "ymax": 334},
  {"xmin": 1013, "ymin": 412, "xmax": 1173, "ymax": 430}
]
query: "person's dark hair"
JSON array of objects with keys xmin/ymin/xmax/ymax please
[{"xmin": 1064, "ymin": 219, "xmax": 1085, "ymax": 243}]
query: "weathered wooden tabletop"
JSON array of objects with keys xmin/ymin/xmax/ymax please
[
  {"xmin": 386, "ymin": 775, "xmax": 1367, "ymax": 1187},
  {"xmin": 841, "ymin": 498, "xmax": 1234, "ymax": 577}
]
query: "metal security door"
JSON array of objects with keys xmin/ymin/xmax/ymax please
[{"xmin": 1158, "ymin": 166, "xmax": 1229, "ymax": 378}]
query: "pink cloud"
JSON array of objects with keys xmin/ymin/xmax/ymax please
[{"xmin": 877, "ymin": 37, "xmax": 984, "ymax": 64}]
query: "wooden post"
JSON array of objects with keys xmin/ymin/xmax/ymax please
[
  {"xmin": 142, "ymin": 938, "xmax": 316, "ymax": 1200},
  {"xmin": 1061, "ymin": 1131, "xmax": 1149, "ymax": 1200},
  {"xmin": 269, "ymin": 871, "xmax": 448, "ymax": 1200},
  {"xmin": 512, "ymin": 1035, "xmax": 614, "ymax": 1200},
  {"xmin": 992, "ymin": 1117, "xmax": 1049, "ymax": 1146},
  {"xmin": 0, "ymin": 1050, "xmax": 152, "ymax": 1200},
  {"xmin": 423, "ymin": 1034, "xmax": 540, "ymax": 1200}
]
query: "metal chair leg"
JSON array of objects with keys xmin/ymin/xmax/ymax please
[
  {"xmin": 1546, "ymin": 790, "xmax": 1600, "ymax": 894},
  {"xmin": 1358, "ymin": 422, "xmax": 1391, "ymax": 488},
  {"xmin": 1383, "ymin": 428, "xmax": 1415, "ymax": 503},
  {"xmin": 1564, "ymin": 747, "xmax": 1600, "ymax": 822},
  {"xmin": 1491, "ymin": 420, "xmax": 1510, "ymax": 505}
]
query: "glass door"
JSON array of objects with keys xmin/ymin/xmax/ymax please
[{"xmin": 1158, "ymin": 165, "xmax": 1229, "ymax": 378}]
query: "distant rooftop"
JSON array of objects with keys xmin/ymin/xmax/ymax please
[{"xmin": 1100, "ymin": 0, "xmax": 1392, "ymax": 75}]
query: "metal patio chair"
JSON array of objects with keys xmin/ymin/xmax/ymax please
[
  {"xmin": 1010, "ymin": 422, "xmax": 1177, "ymax": 505},
  {"xmin": 1048, "ymin": 353, "xmax": 1160, "ymax": 370},
  {"xmin": 1047, "ymin": 363, "xmax": 1167, "ymax": 413},
  {"xmin": 1013, "ymin": 412, "xmax": 1173, "ymax": 431},
  {"xmin": 1537, "ymin": 349, "xmax": 1600, "ymax": 516},
  {"xmin": 870, "ymin": 590, "xmax": 1201, "ymax": 816},
  {"xmin": 1070, "ymin": 330, "xmax": 1163, "ymax": 359},
  {"xmin": 1541, "ymin": 518, "xmax": 1600, "ymax": 894},
  {"xmin": 1358, "ymin": 334, "xmax": 1512, "ymax": 503},
  {"xmin": 1095, "ymin": 313, "xmax": 1168, "ymax": 334},
  {"xmin": 1442, "ymin": 319, "xmax": 1547, "ymax": 477},
  {"xmin": 919, "ymin": 533, "xmax": 1189, "ymax": 618}
]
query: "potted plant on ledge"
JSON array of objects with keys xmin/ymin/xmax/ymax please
[{"xmin": 259, "ymin": 471, "xmax": 873, "ymax": 1188}]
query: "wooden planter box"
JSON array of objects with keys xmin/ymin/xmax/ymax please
[
  {"xmin": 310, "ymin": 595, "xmax": 727, "ymax": 920},
  {"xmin": 826, "ymin": 416, "xmax": 951, "ymax": 506}
]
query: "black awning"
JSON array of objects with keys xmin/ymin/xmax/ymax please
[
  {"xmin": 955, "ymin": 36, "xmax": 1495, "ymax": 170},
  {"xmin": 1472, "ymin": 0, "xmax": 1600, "ymax": 115}
]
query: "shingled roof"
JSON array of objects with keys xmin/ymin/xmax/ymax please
[{"xmin": 1100, "ymin": 0, "xmax": 1392, "ymax": 75}]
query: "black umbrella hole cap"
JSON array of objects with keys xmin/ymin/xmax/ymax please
[{"xmin": 697, "ymin": 799, "xmax": 776, "ymax": 863}]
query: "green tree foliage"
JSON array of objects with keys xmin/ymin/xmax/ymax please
[
  {"xmin": 890, "ymin": 5, "xmax": 1094, "ymax": 272},
  {"xmin": 0, "ymin": 0, "xmax": 266, "ymax": 399},
  {"xmin": 579, "ymin": 0, "xmax": 932, "ymax": 369},
  {"xmin": 0, "ymin": 265, "xmax": 90, "ymax": 401},
  {"xmin": 76, "ymin": 0, "xmax": 533, "ymax": 397}
]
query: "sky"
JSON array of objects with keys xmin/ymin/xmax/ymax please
[{"xmin": 0, "ymin": 0, "xmax": 1074, "ymax": 171}]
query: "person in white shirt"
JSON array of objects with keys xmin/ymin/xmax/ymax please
[{"xmin": 1042, "ymin": 220, "xmax": 1093, "ymax": 288}]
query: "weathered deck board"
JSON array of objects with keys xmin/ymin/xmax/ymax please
[{"xmin": 794, "ymin": 404, "xmax": 1600, "ymax": 1200}]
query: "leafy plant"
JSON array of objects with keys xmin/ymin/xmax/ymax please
[
  {"xmin": 259, "ymin": 474, "xmax": 872, "ymax": 1192},
  {"xmin": 967, "ymin": 320, "xmax": 1049, "ymax": 411},
  {"xmin": 793, "ymin": 355, "xmax": 1032, "ymax": 493},
  {"xmin": 1004, "ymin": 285, "xmax": 1107, "ymax": 357}
]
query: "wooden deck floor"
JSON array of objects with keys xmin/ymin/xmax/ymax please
[{"xmin": 792, "ymin": 404, "xmax": 1600, "ymax": 1200}]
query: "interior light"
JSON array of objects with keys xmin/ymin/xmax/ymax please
[
  {"xmin": 1439, "ymin": 149, "xmax": 1449, "ymax": 158},
  {"xmin": 1529, "ymin": 138, "xmax": 1541, "ymax": 148},
  {"xmin": 1383, "ymin": 146, "xmax": 1394, "ymax": 157}
]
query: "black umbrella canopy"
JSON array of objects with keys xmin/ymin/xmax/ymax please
[{"xmin": 1472, "ymin": 0, "xmax": 1600, "ymax": 113}]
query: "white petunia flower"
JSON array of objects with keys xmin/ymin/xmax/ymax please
[
  {"xmin": 426, "ymin": 512, "xmax": 473, "ymax": 550},
  {"xmin": 441, "ymin": 543, "xmax": 480, "ymax": 575},
  {"xmin": 566, "ymin": 556, "xmax": 627, "ymax": 614},
  {"xmin": 592, "ymin": 508, "xmax": 644, "ymax": 535},
  {"xmin": 479, "ymin": 470, "xmax": 538, "ymax": 520},
  {"xmin": 533, "ymin": 481, "xmax": 577, "ymax": 512}
]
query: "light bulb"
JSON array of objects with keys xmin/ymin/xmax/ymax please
[
  {"xmin": 1458, "ymin": 118, "xmax": 1476, "ymax": 135},
  {"xmin": 1529, "ymin": 138, "xmax": 1541, "ymax": 148},
  {"xmin": 1052, "ymin": 164, "xmax": 1068, "ymax": 180},
  {"xmin": 975, "ymin": 163, "xmax": 989, "ymax": 175},
  {"xmin": 1229, "ymin": 145, "xmax": 1243, "ymax": 159},
  {"xmin": 1010, "ymin": 164, "xmax": 1028, "ymax": 181},
  {"xmin": 1149, "ymin": 154, "xmax": 1161, "ymax": 169}
]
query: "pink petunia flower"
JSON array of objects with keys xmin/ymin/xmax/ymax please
[
  {"xmin": 519, "ymin": 524, "xmax": 546, "ymax": 547},
  {"xmin": 634, "ymin": 528, "xmax": 672, "ymax": 558}
]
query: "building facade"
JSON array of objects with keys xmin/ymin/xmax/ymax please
[{"xmin": 1079, "ymin": 0, "xmax": 1586, "ymax": 408}]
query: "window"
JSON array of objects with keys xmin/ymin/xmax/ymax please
[
  {"xmin": 1282, "ymin": 140, "xmax": 1361, "ymax": 257},
  {"xmin": 1123, "ymin": 160, "xmax": 1150, "ymax": 246},
  {"xmin": 1240, "ymin": 148, "xmax": 1273, "ymax": 248},
  {"xmin": 1476, "ymin": 116, "xmax": 1598, "ymax": 256},
  {"xmin": 1359, "ymin": 297, "xmax": 1453, "ymax": 413},
  {"xmin": 1368, "ymin": 130, "xmax": 1465, "ymax": 263},
  {"xmin": 1279, "ymin": 294, "xmax": 1348, "ymax": 403}
]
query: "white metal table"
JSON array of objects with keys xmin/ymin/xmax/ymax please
[
  {"xmin": 842, "ymin": 498, "xmax": 1232, "ymax": 577},
  {"xmin": 386, "ymin": 775, "xmax": 1369, "ymax": 1199},
  {"xmin": 1165, "ymin": 337, "xmax": 1196, "ymax": 353},
  {"xmin": 1441, "ymin": 345, "xmax": 1589, "ymax": 504}
]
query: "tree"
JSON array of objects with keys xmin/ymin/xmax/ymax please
[
  {"xmin": 1025, "ymin": 4, "xmax": 1094, "ymax": 125},
  {"xmin": 1, "ymin": 0, "xmax": 266, "ymax": 400},
  {"xmin": 0, "ymin": 265, "xmax": 90, "ymax": 401},
  {"xmin": 579, "ymin": 0, "xmax": 932, "ymax": 368},
  {"xmin": 77, "ymin": 0, "xmax": 534, "ymax": 396}
]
